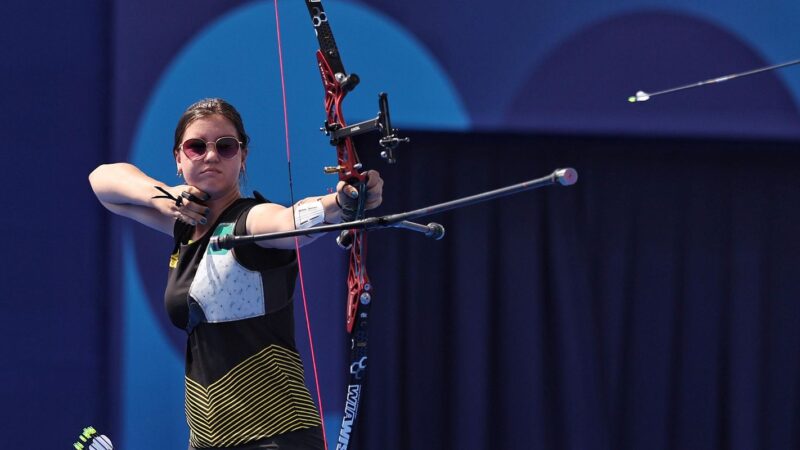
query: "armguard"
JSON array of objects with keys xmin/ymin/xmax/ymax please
[{"xmin": 294, "ymin": 199, "xmax": 326, "ymax": 229}]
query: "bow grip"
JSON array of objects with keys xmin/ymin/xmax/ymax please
[{"xmin": 339, "ymin": 177, "xmax": 368, "ymax": 223}]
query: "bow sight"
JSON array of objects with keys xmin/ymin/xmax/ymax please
[{"xmin": 322, "ymin": 92, "xmax": 410, "ymax": 169}]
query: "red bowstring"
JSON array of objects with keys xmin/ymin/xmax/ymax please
[{"xmin": 273, "ymin": 2, "xmax": 329, "ymax": 448}]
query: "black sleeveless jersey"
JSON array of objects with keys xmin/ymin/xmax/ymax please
[{"xmin": 164, "ymin": 197, "xmax": 320, "ymax": 448}]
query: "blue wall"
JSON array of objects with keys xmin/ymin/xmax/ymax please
[
  {"xmin": 1, "ymin": 0, "xmax": 112, "ymax": 445},
  {"xmin": 2, "ymin": 0, "xmax": 799, "ymax": 448}
]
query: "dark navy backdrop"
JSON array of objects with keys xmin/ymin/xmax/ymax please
[
  {"xmin": 2, "ymin": 0, "xmax": 799, "ymax": 449},
  {"xmin": 0, "ymin": 0, "xmax": 113, "ymax": 446}
]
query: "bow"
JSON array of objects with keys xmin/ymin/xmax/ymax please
[
  {"xmin": 271, "ymin": 1, "xmax": 410, "ymax": 448},
  {"xmin": 301, "ymin": 2, "xmax": 411, "ymax": 448}
]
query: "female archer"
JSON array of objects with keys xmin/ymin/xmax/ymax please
[{"xmin": 89, "ymin": 98, "xmax": 383, "ymax": 450}]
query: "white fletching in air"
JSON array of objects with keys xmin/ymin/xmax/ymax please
[
  {"xmin": 89, "ymin": 435, "xmax": 113, "ymax": 450},
  {"xmin": 635, "ymin": 91, "xmax": 650, "ymax": 102}
]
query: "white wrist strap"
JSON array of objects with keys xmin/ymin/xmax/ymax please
[{"xmin": 294, "ymin": 199, "xmax": 326, "ymax": 229}]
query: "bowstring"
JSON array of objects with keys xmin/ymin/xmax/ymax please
[{"xmin": 273, "ymin": 2, "xmax": 329, "ymax": 447}]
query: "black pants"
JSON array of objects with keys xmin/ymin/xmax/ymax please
[{"xmin": 189, "ymin": 426, "xmax": 325, "ymax": 450}]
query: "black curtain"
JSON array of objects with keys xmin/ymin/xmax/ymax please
[{"xmin": 352, "ymin": 132, "xmax": 800, "ymax": 450}]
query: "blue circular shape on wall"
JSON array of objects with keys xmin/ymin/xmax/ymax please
[{"xmin": 122, "ymin": 1, "xmax": 468, "ymax": 448}]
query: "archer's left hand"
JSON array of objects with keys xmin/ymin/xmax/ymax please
[{"xmin": 337, "ymin": 169, "xmax": 384, "ymax": 211}]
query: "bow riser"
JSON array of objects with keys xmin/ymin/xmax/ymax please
[
  {"xmin": 316, "ymin": 51, "xmax": 365, "ymax": 185},
  {"xmin": 314, "ymin": 42, "xmax": 371, "ymax": 337},
  {"xmin": 346, "ymin": 234, "xmax": 369, "ymax": 333}
]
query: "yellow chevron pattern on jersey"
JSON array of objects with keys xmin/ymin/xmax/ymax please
[{"xmin": 185, "ymin": 345, "xmax": 320, "ymax": 448}]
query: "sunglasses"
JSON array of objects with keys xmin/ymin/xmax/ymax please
[{"xmin": 180, "ymin": 136, "xmax": 243, "ymax": 160}]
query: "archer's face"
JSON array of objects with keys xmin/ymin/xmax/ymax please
[{"xmin": 176, "ymin": 115, "xmax": 247, "ymax": 197}]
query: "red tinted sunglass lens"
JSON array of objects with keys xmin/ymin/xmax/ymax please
[
  {"xmin": 183, "ymin": 139, "xmax": 207, "ymax": 159},
  {"xmin": 216, "ymin": 137, "xmax": 240, "ymax": 158}
]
